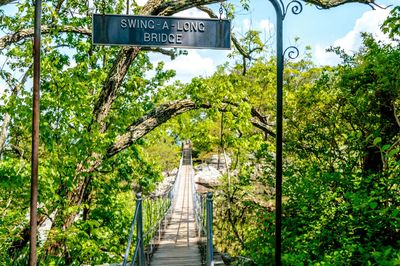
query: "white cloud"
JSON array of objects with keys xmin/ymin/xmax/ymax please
[
  {"xmin": 233, "ymin": 18, "xmax": 274, "ymax": 42},
  {"xmin": 314, "ymin": 8, "xmax": 391, "ymax": 66},
  {"xmin": 334, "ymin": 8, "xmax": 391, "ymax": 53},
  {"xmin": 314, "ymin": 43, "xmax": 341, "ymax": 66},
  {"xmin": 162, "ymin": 50, "xmax": 216, "ymax": 82},
  {"xmin": 242, "ymin": 18, "xmax": 251, "ymax": 32},
  {"xmin": 259, "ymin": 19, "xmax": 274, "ymax": 36}
]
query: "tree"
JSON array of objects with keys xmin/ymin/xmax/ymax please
[
  {"xmin": 0, "ymin": 0, "xmax": 394, "ymax": 263},
  {"xmin": 0, "ymin": 0, "xmax": 269, "ymax": 262},
  {"xmin": 0, "ymin": 0, "xmax": 15, "ymax": 6},
  {"xmin": 170, "ymin": 26, "xmax": 399, "ymax": 264}
]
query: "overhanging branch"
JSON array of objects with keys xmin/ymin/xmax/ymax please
[
  {"xmin": 107, "ymin": 99, "xmax": 209, "ymax": 157},
  {"xmin": 106, "ymin": 98, "xmax": 275, "ymax": 159},
  {"xmin": 307, "ymin": 0, "xmax": 376, "ymax": 8},
  {"xmin": 91, "ymin": 0, "xmax": 223, "ymax": 130},
  {"xmin": 197, "ymin": 5, "xmax": 251, "ymax": 60},
  {"xmin": 0, "ymin": 25, "xmax": 90, "ymax": 51},
  {"xmin": 0, "ymin": 0, "xmax": 16, "ymax": 6},
  {"xmin": 142, "ymin": 47, "xmax": 177, "ymax": 59}
]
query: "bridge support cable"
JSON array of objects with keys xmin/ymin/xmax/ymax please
[
  {"xmin": 123, "ymin": 193, "xmax": 141, "ymax": 266},
  {"xmin": 150, "ymin": 141, "xmax": 202, "ymax": 265},
  {"xmin": 122, "ymin": 193, "xmax": 176, "ymax": 265},
  {"xmin": 137, "ymin": 193, "xmax": 145, "ymax": 266},
  {"xmin": 122, "ymin": 158, "xmax": 184, "ymax": 265},
  {"xmin": 122, "ymin": 144, "xmax": 188, "ymax": 265}
]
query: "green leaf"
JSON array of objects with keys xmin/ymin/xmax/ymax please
[
  {"xmin": 391, "ymin": 208, "xmax": 399, "ymax": 218},
  {"xmin": 369, "ymin": 202, "xmax": 378, "ymax": 209},
  {"xmin": 373, "ymin": 137, "xmax": 382, "ymax": 146},
  {"xmin": 382, "ymin": 144, "xmax": 391, "ymax": 151},
  {"xmin": 388, "ymin": 147, "xmax": 399, "ymax": 158}
]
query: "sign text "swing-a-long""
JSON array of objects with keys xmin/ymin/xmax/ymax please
[{"xmin": 92, "ymin": 14, "xmax": 231, "ymax": 49}]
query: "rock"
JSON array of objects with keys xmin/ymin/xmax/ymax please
[
  {"xmin": 194, "ymin": 164, "xmax": 222, "ymax": 193},
  {"xmin": 206, "ymin": 154, "xmax": 231, "ymax": 172},
  {"xmin": 151, "ymin": 169, "xmax": 178, "ymax": 197}
]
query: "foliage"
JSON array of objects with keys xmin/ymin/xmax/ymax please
[
  {"xmin": 0, "ymin": 1, "xmax": 399, "ymax": 265},
  {"xmin": 382, "ymin": 6, "xmax": 400, "ymax": 41},
  {"xmin": 0, "ymin": 0, "xmax": 176, "ymax": 264},
  {"xmin": 176, "ymin": 31, "xmax": 400, "ymax": 265},
  {"xmin": 280, "ymin": 35, "xmax": 400, "ymax": 265}
]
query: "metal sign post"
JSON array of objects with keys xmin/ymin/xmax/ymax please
[
  {"xmin": 30, "ymin": 0, "xmax": 42, "ymax": 265},
  {"xmin": 265, "ymin": 0, "xmax": 302, "ymax": 264},
  {"xmin": 92, "ymin": 14, "xmax": 231, "ymax": 49}
]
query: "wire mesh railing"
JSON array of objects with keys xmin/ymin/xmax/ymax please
[
  {"xmin": 122, "ymin": 149, "xmax": 184, "ymax": 266},
  {"xmin": 194, "ymin": 191, "xmax": 214, "ymax": 266},
  {"xmin": 122, "ymin": 191, "xmax": 173, "ymax": 266},
  {"xmin": 122, "ymin": 192, "xmax": 143, "ymax": 266}
]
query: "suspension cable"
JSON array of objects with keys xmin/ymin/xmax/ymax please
[{"xmin": 219, "ymin": 0, "xmax": 224, "ymax": 20}]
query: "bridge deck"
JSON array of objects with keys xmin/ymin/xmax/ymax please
[{"xmin": 150, "ymin": 147, "xmax": 202, "ymax": 266}]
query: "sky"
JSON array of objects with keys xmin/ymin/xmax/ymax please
[
  {"xmin": 0, "ymin": 0, "xmax": 397, "ymax": 85},
  {"xmin": 140, "ymin": 0, "xmax": 396, "ymax": 82}
]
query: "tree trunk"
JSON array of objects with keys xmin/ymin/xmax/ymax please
[{"xmin": 0, "ymin": 113, "xmax": 11, "ymax": 155}]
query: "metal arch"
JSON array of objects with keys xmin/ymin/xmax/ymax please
[{"xmin": 264, "ymin": 0, "xmax": 303, "ymax": 265}]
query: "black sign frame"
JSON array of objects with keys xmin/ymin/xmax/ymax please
[{"xmin": 92, "ymin": 14, "xmax": 231, "ymax": 50}]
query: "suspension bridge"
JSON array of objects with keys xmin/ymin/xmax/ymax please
[{"xmin": 121, "ymin": 142, "xmax": 223, "ymax": 266}]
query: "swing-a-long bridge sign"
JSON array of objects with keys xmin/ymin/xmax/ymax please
[{"xmin": 92, "ymin": 14, "xmax": 231, "ymax": 49}]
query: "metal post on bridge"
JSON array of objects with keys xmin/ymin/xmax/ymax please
[
  {"xmin": 158, "ymin": 201, "xmax": 162, "ymax": 244},
  {"xmin": 122, "ymin": 192, "xmax": 143, "ymax": 266},
  {"xmin": 137, "ymin": 193, "xmax": 145, "ymax": 266},
  {"xmin": 206, "ymin": 192, "xmax": 214, "ymax": 266}
]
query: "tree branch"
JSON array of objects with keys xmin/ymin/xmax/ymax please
[
  {"xmin": 0, "ymin": 114, "xmax": 11, "ymax": 154},
  {"xmin": 0, "ymin": 25, "xmax": 91, "ymax": 51},
  {"xmin": 222, "ymin": 98, "xmax": 275, "ymax": 137},
  {"xmin": 0, "ymin": 66, "xmax": 31, "ymax": 155},
  {"xmin": 91, "ymin": 0, "xmax": 223, "ymax": 130},
  {"xmin": 197, "ymin": 5, "xmax": 251, "ymax": 60},
  {"xmin": 107, "ymin": 99, "xmax": 209, "ymax": 157},
  {"xmin": 106, "ymin": 98, "xmax": 276, "ymax": 160},
  {"xmin": 141, "ymin": 47, "xmax": 177, "ymax": 59},
  {"xmin": 251, "ymin": 118, "xmax": 276, "ymax": 138},
  {"xmin": 0, "ymin": 0, "xmax": 16, "ymax": 6},
  {"xmin": 0, "ymin": 0, "xmax": 379, "ymax": 13},
  {"xmin": 308, "ymin": 0, "xmax": 375, "ymax": 9},
  {"xmin": 394, "ymin": 103, "xmax": 400, "ymax": 128},
  {"xmin": 91, "ymin": 46, "xmax": 141, "ymax": 131},
  {"xmin": 141, "ymin": 0, "xmax": 223, "ymax": 16}
]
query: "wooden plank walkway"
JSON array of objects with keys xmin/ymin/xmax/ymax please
[{"xmin": 150, "ymin": 147, "xmax": 202, "ymax": 266}]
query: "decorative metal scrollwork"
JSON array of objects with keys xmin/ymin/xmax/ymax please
[
  {"xmin": 283, "ymin": 46, "xmax": 300, "ymax": 60},
  {"xmin": 279, "ymin": 0, "xmax": 303, "ymax": 19},
  {"xmin": 286, "ymin": 0, "xmax": 303, "ymax": 16}
]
